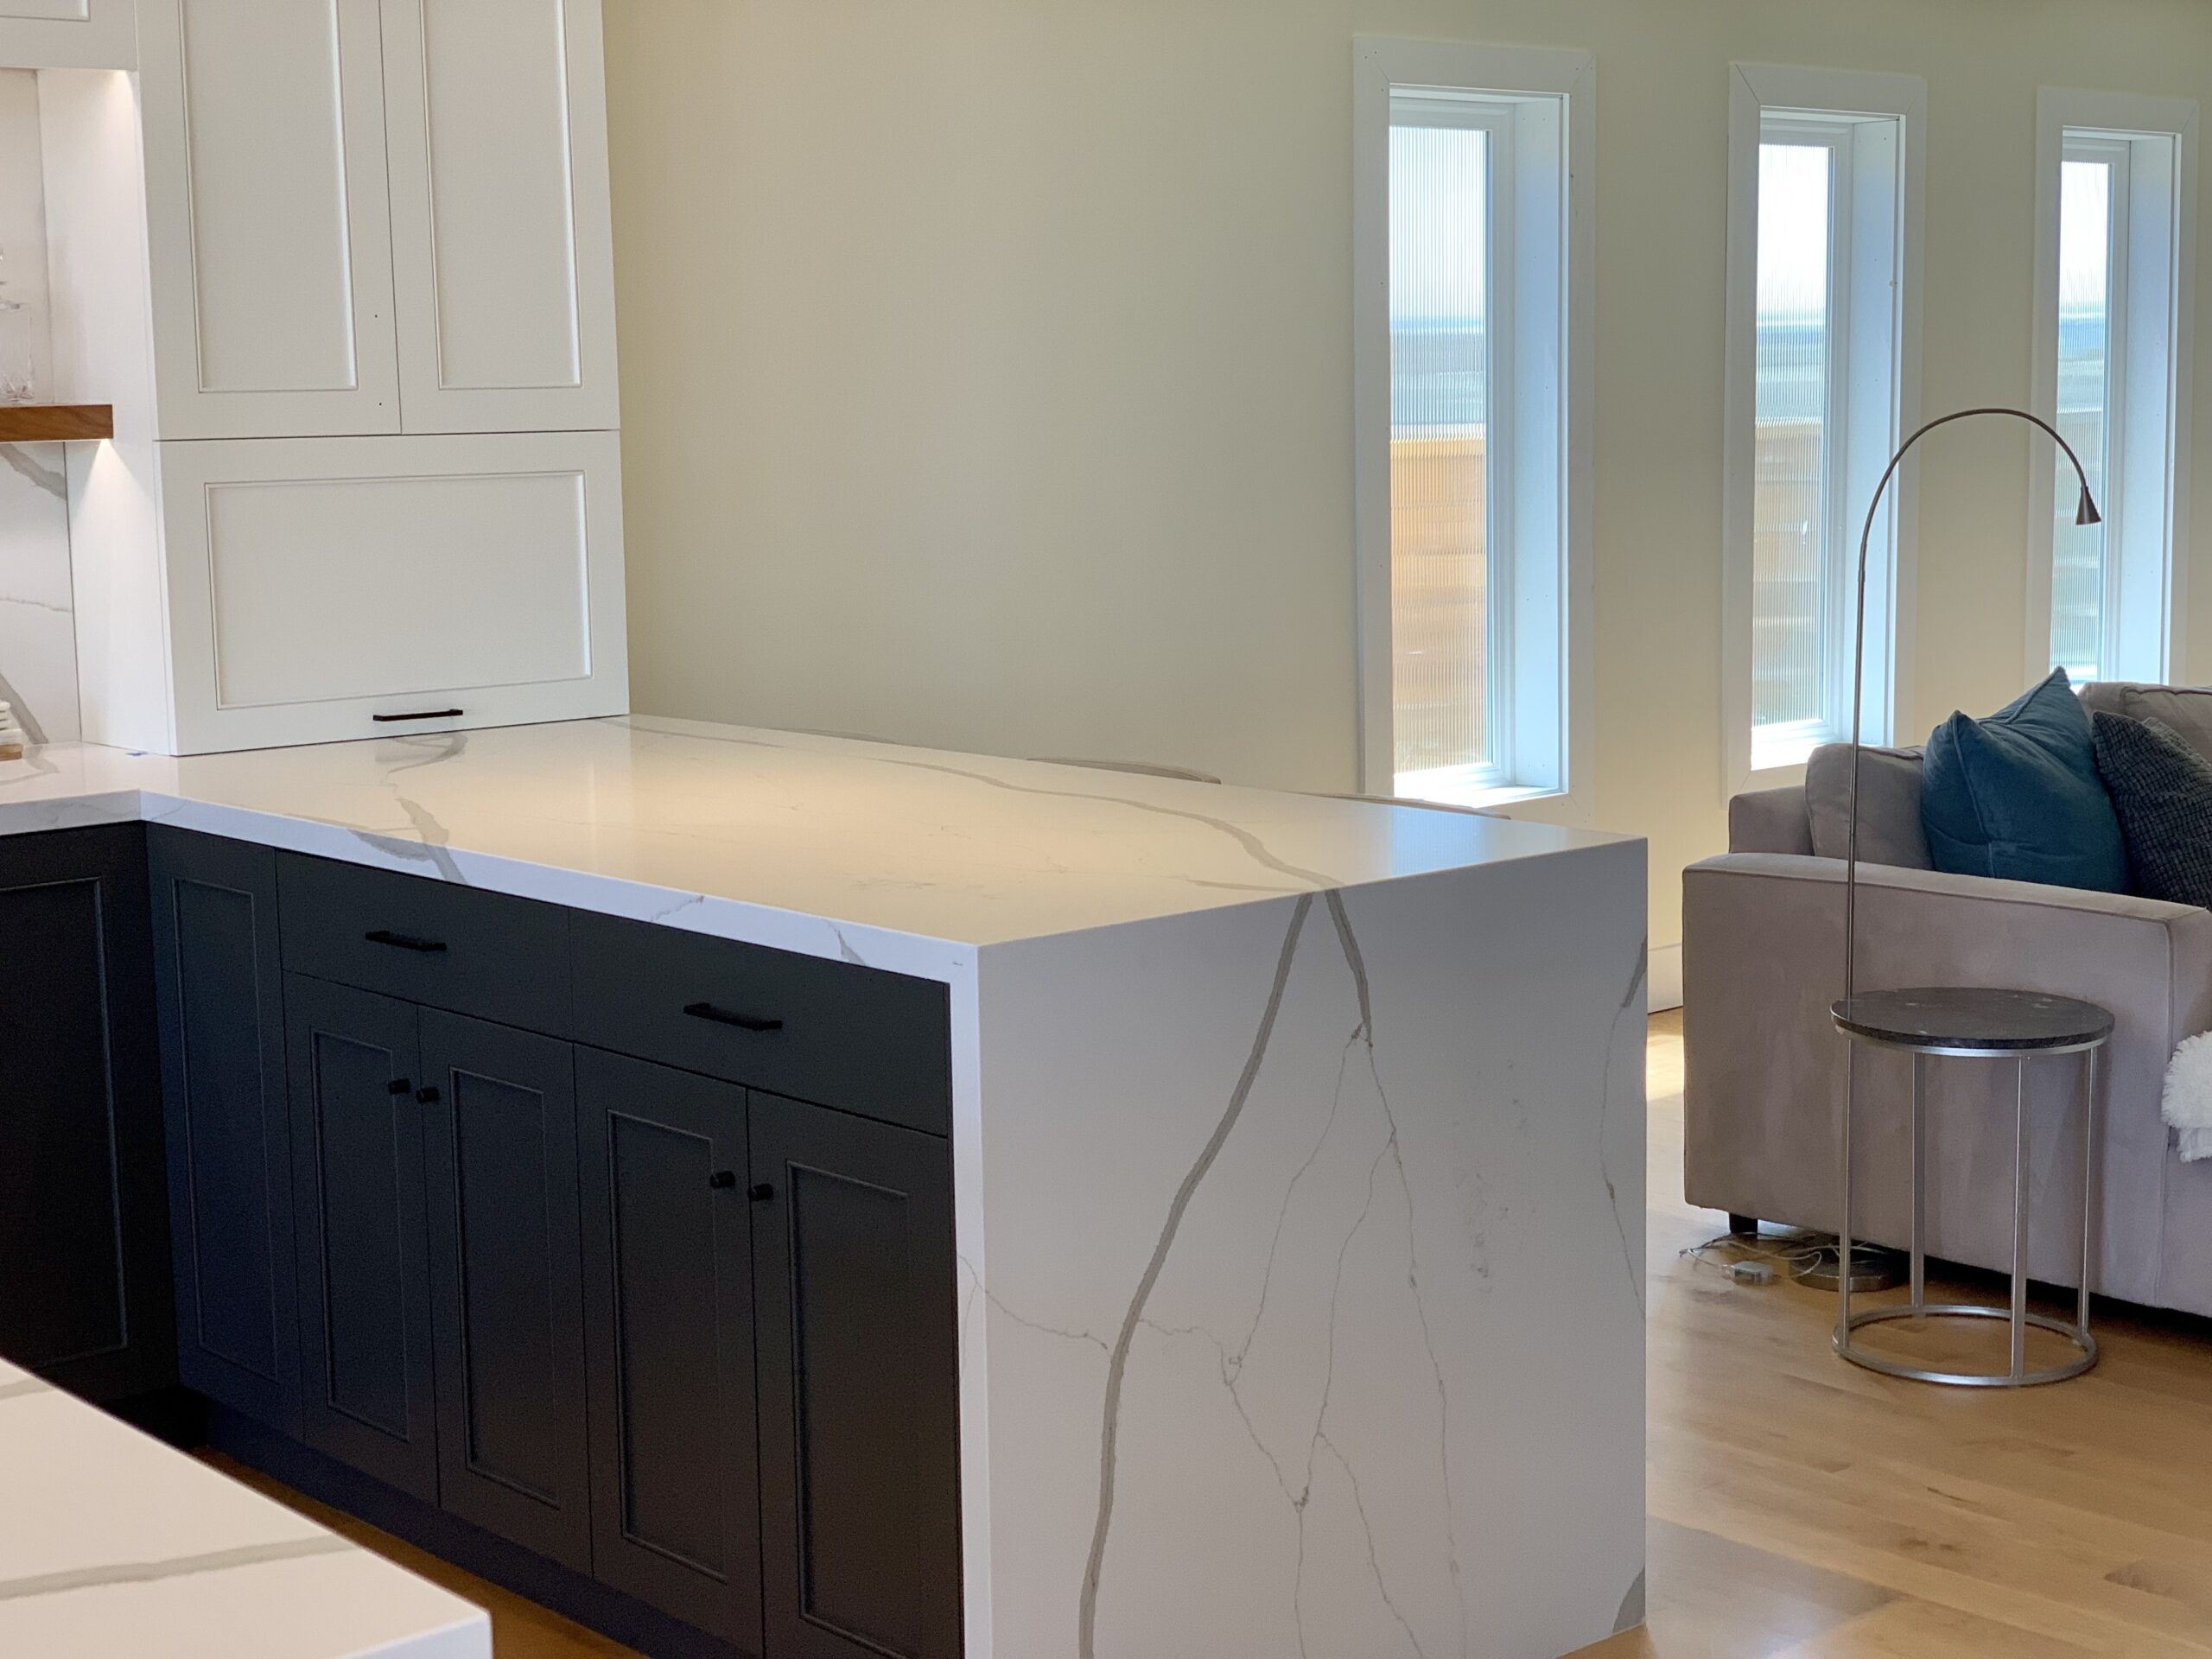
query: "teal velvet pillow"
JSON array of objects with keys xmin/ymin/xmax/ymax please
[{"xmin": 1919, "ymin": 668, "xmax": 2130, "ymax": 892}]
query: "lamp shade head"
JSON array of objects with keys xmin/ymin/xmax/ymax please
[{"xmin": 2076, "ymin": 484, "xmax": 2102, "ymax": 527}]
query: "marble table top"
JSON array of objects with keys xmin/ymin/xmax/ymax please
[
  {"xmin": 0, "ymin": 716, "xmax": 1628, "ymax": 981},
  {"xmin": 0, "ymin": 1359, "xmax": 487, "ymax": 1658}
]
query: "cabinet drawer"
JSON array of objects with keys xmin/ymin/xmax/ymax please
[
  {"xmin": 158, "ymin": 431, "xmax": 629, "ymax": 754},
  {"xmin": 571, "ymin": 913, "xmax": 951, "ymax": 1135},
  {"xmin": 277, "ymin": 854, "xmax": 571, "ymax": 1035}
]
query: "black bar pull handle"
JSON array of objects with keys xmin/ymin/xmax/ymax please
[
  {"xmin": 365, "ymin": 929, "xmax": 448, "ymax": 954},
  {"xmin": 683, "ymin": 1001, "xmax": 784, "ymax": 1033},
  {"xmin": 373, "ymin": 709, "xmax": 464, "ymax": 724}
]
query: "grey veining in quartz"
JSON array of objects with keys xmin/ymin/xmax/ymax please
[{"xmin": 0, "ymin": 715, "xmax": 1627, "ymax": 982}]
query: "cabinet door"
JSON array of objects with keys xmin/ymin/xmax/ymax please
[
  {"xmin": 159, "ymin": 431, "xmax": 628, "ymax": 753},
  {"xmin": 575, "ymin": 1048, "xmax": 762, "ymax": 1652},
  {"xmin": 137, "ymin": 0, "xmax": 400, "ymax": 437},
  {"xmin": 0, "ymin": 0, "xmax": 136, "ymax": 69},
  {"xmin": 379, "ymin": 0, "xmax": 619, "ymax": 433},
  {"xmin": 0, "ymin": 825, "xmax": 171, "ymax": 1402},
  {"xmin": 287, "ymin": 975, "xmax": 438, "ymax": 1501},
  {"xmin": 420, "ymin": 1010, "xmax": 590, "ymax": 1572},
  {"xmin": 149, "ymin": 827, "xmax": 299, "ymax": 1433},
  {"xmin": 750, "ymin": 1095, "xmax": 961, "ymax": 1659}
]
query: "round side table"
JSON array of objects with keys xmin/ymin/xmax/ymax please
[{"xmin": 1831, "ymin": 986, "xmax": 2112, "ymax": 1388}]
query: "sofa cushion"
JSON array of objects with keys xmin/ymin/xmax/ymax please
[
  {"xmin": 2076, "ymin": 681, "xmax": 2212, "ymax": 765},
  {"xmin": 1805, "ymin": 744, "xmax": 1930, "ymax": 868},
  {"xmin": 1921, "ymin": 668, "xmax": 2129, "ymax": 893},
  {"xmin": 2091, "ymin": 711, "xmax": 2212, "ymax": 908}
]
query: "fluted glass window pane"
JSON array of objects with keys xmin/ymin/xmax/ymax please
[
  {"xmin": 1751, "ymin": 142, "xmax": 1833, "ymax": 743},
  {"xmin": 1388, "ymin": 117, "xmax": 1491, "ymax": 779},
  {"xmin": 2051, "ymin": 158, "xmax": 2113, "ymax": 680}
]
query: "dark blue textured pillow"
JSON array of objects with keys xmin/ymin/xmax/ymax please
[{"xmin": 1920, "ymin": 668, "xmax": 2129, "ymax": 892}]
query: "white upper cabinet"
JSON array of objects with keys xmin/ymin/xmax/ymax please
[
  {"xmin": 0, "ymin": 0, "xmax": 136, "ymax": 70},
  {"xmin": 137, "ymin": 0, "xmax": 401, "ymax": 438},
  {"xmin": 133, "ymin": 0, "xmax": 616, "ymax": 441},
  {"xmin": 379, "ymin": 0, "xmax": 619, "ymax": 433}
]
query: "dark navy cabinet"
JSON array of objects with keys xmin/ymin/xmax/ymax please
[
  {"xmin": 11, "ymin": 831, "xmax": 963, "ymax": 1659},
  {"xmin": 576, "ymin": 1047, "xmax": 764, "ymax": 1651},
  {"xmin": 751, "ymin": 1093, "xmax": 961, "ymax": 1659},
  {"xmin": 286, "ymin": 974, "xmax": 442, "ymax": 1502},
  {"xmin": 0, "ymin": 824, "xmax": 170, "ymax": 1402},
  {"xmin": 420, "ymin": 1008, "xmax": 593, "ymax": 1573},
  {"xmin": 149, "ymin": 827, "xmax": 299, "ymax": 1433}
]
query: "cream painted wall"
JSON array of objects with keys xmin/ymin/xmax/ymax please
[{"xmin": 602, "ymin": 0, "xmax": 2212, "ymax": 955}]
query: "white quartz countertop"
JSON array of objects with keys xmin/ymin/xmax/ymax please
[
  {"xmin": 0, "ymin": 1360, "xmax": 487, "ymax": 1659},
  {"xmin": 0, "ymin": 715, "xmax": 1627, "ymax": 980}
]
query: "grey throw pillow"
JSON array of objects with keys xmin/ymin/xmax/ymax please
[
  {"xmin": 1805, "ymin": 743, "xmax": 1932, "ymax": 868},
  {"xmin": 2090, "ymin": 711, "xmax": 2212, "ymax": 907}
]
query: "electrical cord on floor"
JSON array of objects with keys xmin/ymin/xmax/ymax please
[{"xmin": 1680, "ymin": 1228, "xmax": 1834, "ymax": 1285}]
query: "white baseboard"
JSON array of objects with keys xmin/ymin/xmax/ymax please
[{"xmin": 1649, "ymin": 942, "xmax": 1683, "ymax": 1013}]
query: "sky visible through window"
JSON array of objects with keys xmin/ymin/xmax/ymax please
[{"xmin": 2052, "ymin": 156, "xmax": 2113, "ymax": 678}]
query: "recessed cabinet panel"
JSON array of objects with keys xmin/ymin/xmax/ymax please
[
  {"xmin": 138, "ymin": 0, "xmax": 400, "ymax": 436},
  {"xmin": 576, "ymin": 1048, "xmax": 763, "ymax": 1652},
  {"xmin": 287, "ymin": 975, "xmax": 438, "ymax": 1502},
  {"xmin": 0, "ymin": 827, "xmax": 169, "ymax": 1402},
  {"xmin": 149, "ymin": 828, "xmax": 299, "ymax": 1433},
  {"xmin": 381, "ymin": 0, "xmax": 619, "ymax": 431},
  {"xmin": 421, "ymin": 1010, "xmax": 591, "ymax": 1572},
  {"xmin": 0, "ymin": 0, "xmax": 135, "ymax": 69},
  {"xmin": 159, "ymin": 432, "xmax": 628, "ymax": 753},
  {"xmin": 751, "ymin": 1094, "xmax": 961, "ymax": 1659}
]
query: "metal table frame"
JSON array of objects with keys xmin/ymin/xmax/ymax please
[{"xmin": 1834, "ymin": 1021, "xmax": 2104, "ymax": 1388}]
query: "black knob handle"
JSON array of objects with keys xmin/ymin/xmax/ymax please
[
  {"xmin": 683, "ymin": 1001, "xmax": 785, "ymax": 1033},
  {"xmin": 416, "ymin": 1086, "xmax": 441, "ymax": 1104},
  {"xmin": 387, "ymin": 1077, "xmax": 412, "ymax": 1096},
  {"xmin": 748, "ymin": 1182, "xmax": 775, "ymax": 1203},
  {"xmin": 708, "ymin": 1170, "xmax": 737, "ymax": 1190},
  {"xmin": 365, "ymin": 929, "xmax": 448, "ymax": 954}
]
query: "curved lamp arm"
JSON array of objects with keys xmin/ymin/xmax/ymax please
[{"xmin": 1842, "ymin": 407, "xmax": 2101, "ymax": 1003}]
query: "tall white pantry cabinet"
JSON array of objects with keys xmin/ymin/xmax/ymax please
[{"xmin": 27, "ymin": 0, "xmax": 626, "ymax": 753}]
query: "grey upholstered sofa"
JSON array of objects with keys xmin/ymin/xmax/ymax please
[{"xmin": 1683, "ymin": 682, "xmax": 2212, "ymax": 1319}]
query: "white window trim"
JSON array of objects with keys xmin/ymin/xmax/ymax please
[
  {"xmin": 1351, "ymin": 36, "xmax": 1594, "ymax": 824},
  {"xmin": 2025, "ymin": 88, "xmax": 2196, "ymax": 688},
  {"xmin": 1719, "ymin": 63, "xmax": 1924, "ymax": 801}
]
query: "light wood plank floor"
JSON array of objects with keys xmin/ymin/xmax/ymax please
[
  {"xmin": 213, "ymin": 1013, "xmax": 2212, "ymax": 1658},
  {"xmin": 1579, "ymin": 1012, "xmax": 2212, "ymax": 1658}
]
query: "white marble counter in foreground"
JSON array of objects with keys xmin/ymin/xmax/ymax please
[
  {"xmin": 0, "ymin": 1359, "xmax": 486, "ymax": 1659},
  {"xmin": 0, "ymin": 718, "xmax": 1647, "ymax": 1658}
]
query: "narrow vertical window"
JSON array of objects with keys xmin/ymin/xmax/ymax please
[
  {"xmin": 1751, "ymin": 138, "xmax": 1837, "ymax": 753},
  {"xmin": 2051, "ymin": 151, "xmax": 2117, "ymax": 679},
  {"xmin": 2032, "ymin": 94, "xmax": 2194, "ymax": 686},
  {"xmin": 1356, "ymin": 40, "xmax": 1592, "ymax": 810},
  {"xmin": 1389, "ymin": 112, "xmax": 1497, "ymax": 784},
  {"xmin": 1723, "ymin": 67, "xmax": 1922, "ymax": 789}
]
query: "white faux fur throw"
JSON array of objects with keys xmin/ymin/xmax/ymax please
[{"xmin": 2163, "ymin": 1031, "xmax": 2212, "ymax": 1161}]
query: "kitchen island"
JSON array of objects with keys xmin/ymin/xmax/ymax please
[{"xmin": 0, "ymin": 715, "xmax": 1647, "ymax": 1659}]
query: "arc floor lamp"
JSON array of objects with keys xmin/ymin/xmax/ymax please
[{"xmin": 1830, "ymin": 406, "xmax": 2113, "ymax": 1388}]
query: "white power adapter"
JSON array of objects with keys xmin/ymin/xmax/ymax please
[{"xmin": 1726, "ymin": 1259, "xmax": 1775, "ymax": 1287}]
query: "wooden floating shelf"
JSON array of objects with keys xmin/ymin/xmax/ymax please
[{"xmin": 0, "ymin": 404, "xmax": 114, "ymax": 442}]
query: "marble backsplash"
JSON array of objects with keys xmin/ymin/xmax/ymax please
[{"xmin": 0, "ymin": 440, "xmax": 76, "ymax": 743}]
